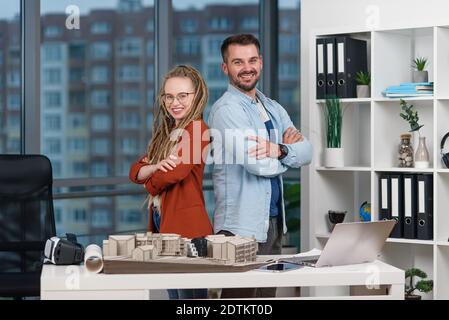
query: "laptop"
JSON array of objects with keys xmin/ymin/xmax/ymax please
[{"xmin": 280, "ymin": 220, "xmax": 395, "ymax": 268}]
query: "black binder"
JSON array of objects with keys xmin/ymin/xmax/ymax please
[
  {"xmin": 336, "ymin": 36, "xmax": 368, "ymax": 99},
  {"xmin": 389, "ymin": 174, "xmax": 404, "ymax": 238},
  {"xmin": 403, "ymin": 174, "xmax": 418, "ymax": 239},
  {"xmin": 378, "ymin": 173, "xmax": 391, "ymax": 221},
  {"xmin": 325, "ymin": 37, "xmax": 337, "ymax": 97},
  {"xmin": 416, "ymin": 174, "xmax": 433, "ymax": 240},
  {"xmin": 316, "ymin": 38, "xmax": 327, "ymax": 99}
]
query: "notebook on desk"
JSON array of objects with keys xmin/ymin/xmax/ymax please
[{"xmin": 280, "ymin": 221, "xmax": 395, "ymax": 268}]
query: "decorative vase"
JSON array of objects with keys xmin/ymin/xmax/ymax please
[
  {"xmin": 324, "ymin": 148, "xmax": 344, "ymax": 168},
  {"xmin": 356, "ymin": 85, "xmax": 370, "ymax": 98},
  {"xmin": 412, "ymin": 70, "xmax": 428, "ymax": 83},
  {"xmin": 398, "ymin": 133, "xmax": 414, "ymax": 168},
  {"xmin": 415, "ymin": 136, "xmax": 430, "ymax": 168}
]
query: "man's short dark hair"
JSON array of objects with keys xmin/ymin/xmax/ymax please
[{"xmin": 221, "ymin": 34, "xmax": 261, "ymax": 62}]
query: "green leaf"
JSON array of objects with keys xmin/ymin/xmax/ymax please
[{"xmin": 416, "ymin": 280, "xmax": 433, "ymax": 293}]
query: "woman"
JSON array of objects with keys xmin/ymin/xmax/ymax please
[{"xmin": 129, "ymin": 65, "xmax": 213, "ymax": 299}]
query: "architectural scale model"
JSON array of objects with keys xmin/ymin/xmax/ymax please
[{"xmin": 102, "ymin": 232, "xmax": 258, "ymax": 264}]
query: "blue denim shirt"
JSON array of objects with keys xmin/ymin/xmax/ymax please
[{"xmin": 208, "ymin": 84, "xmax": 313, "ymax": 242}]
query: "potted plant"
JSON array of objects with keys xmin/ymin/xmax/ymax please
[
  {"xmin": 412, "ymin": 57, "xmax": 429, "ymax": 83},
  {"xmin": 405, "ymin": 267, "xmax": 433, "ymax": 300},
  {"xmin": 323, "ymin": 97, "xmax": 344, "ymax": 167},
  {"xmin": 399, "ymin": 99, "xmax": 429, "ymax": 168},
  {"xmin": 355, "ymin": 71, "xmax": 370, "ymax": 98}
]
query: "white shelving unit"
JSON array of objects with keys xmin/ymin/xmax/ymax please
[{"xmin": 307, "ymin": 25, "xmax": 449, "ymax": 300}]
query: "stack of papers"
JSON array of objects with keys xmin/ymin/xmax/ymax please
[{"xmin": 382, "ymin": 82, "xmax": 434, "ymax": 98}]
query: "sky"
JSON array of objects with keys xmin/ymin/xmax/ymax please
[{"xmin": 0, "ymin": 0, "xmax": 300, "ymax": 19}]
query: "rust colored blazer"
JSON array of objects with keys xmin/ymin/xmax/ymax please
[{"xmin": 129, "ymin": 120, "xmax": 213, "ymax": 239}]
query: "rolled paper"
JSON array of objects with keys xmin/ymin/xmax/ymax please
[{"xmin": 84, "ymin": 244, "xmax": 104, "ymax": 273}]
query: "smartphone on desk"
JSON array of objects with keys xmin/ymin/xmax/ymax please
[{"xmin": 258, "ymin": 262, "xmax": 303, "ymax": 272}]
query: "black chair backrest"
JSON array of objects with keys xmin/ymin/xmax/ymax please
[{"xmin": 0, "ymin": 155, "xmax": 56, "ymax": 275}]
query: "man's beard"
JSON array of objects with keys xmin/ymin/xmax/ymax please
[{"xmin": 231, "ymin": 70, "xmax": 260, "ymax": 92}]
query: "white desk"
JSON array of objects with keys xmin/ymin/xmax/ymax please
[{"xmin": 40, "ymin": 258, "xmax": 404, "ymax": 300}]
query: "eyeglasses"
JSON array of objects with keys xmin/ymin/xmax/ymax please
[{"xmin": 162, "ymin": 92, "xmax": 195, "ymax": 106}]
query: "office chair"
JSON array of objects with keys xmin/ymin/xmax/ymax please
[{"xmin": 0, "ymin": 155, "xmax": 56, "ymax": 298}]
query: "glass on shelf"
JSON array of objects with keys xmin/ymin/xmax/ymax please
[{"xmin": 398, "ymin": 133, "xmax": 414, "ymax": 168}]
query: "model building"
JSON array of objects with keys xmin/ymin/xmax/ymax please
[{"xmin": 102, "ymin": 232, "xmax": 257, "ymax": 264}]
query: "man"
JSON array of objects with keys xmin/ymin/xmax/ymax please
[{"xmin": 208, "ymin": 34, "xmax": 312, "ymax": 298}]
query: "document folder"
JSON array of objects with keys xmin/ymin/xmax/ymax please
[
  {"xmin": 403, "ymin": 174, "xmax": 418, "ymax": 239},
  {"xmin": 378, "ymin": 173, "xmax": 391, "ymax": 221},
  {"xmin": 325, "ymin": 37, "xmax": 337, "ymax": 97},
  {"xmin": 389, "ymin": 174, "xmax": 404, "ymax": 238},
  {"xmin": 316, "ymin": 38, "xmax": 327, "ymax": 99},
  {"xmin": 416, "ymin": 174, "xmax": 433, "ymax": 240},
  {"xmin": 336, "ymin": 36, "xmax": 368, "ymax": 98}
]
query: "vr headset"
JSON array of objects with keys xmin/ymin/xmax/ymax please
[
  {"xmin": 442, "ymin": 132, "xmax": 449, "ymax": 169},
  {"xmin": 44, "ymin": 233, "xmax": 84, "ymax": 265}
]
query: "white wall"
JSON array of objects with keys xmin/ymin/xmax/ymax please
[{"xmin": 300, "ymin": 0, "xmax": 449, "ymax": 250}]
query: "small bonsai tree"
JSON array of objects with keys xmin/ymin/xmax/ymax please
[
  {"xmin": 355, "ymin": 71, "xmax": 371, "ymax": 86},
  {"xmin": 323, "ymin": 97, "xmax": 343, "ymax": 148},
  {"xmin": 412, "ymin": 57, "xmax": 428, "ymax": 71},
  {"xmin": 405, "ymin": 268, "xmax": 433, "ymax": 297},
  {"xmin": 400, "ymin": 99, "xmax": 424, "ymax": 136}
]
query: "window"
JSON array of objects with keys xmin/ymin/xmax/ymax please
[
  {"xmin": 176, "ymin": 36, "xmax": 201, "ymax": 56},
  {"xmin": 7, "ymin": 94, "xmax": 21, "ymax": 110},
  {"xmin": 180, "ymin": 19, "xmax": 198, "ymax": 33},
  {"xmin": 147, "ymin": 90, "xmax": 155, "ymax": 106},
  {"xmin": 91, "ymin": 66, "xmax": 110, "ymax": 84},
  {"xmin": 44, "ymin": 25, "xmax": 62, "ymax": 37},
  {"xmin": 45, "ymin": 91, "xmax": 62, "ymax": 108},
  {"xmin": 7, "ymin": 70, "xmax": 21, "ymax": 87},
  {"xmin": 146, "ymin": 39, "xmax": 155, "ymax": 58},
  {"xmin": 207, "ymin": 63, "xmax": 226, "ymax": 81},
  {"xmin": 279, "ymin": 62, "xmax": 298, "ymax": 80},
  {"xmin": 68, "ymin": 138, "xmax": 87, "ymax": 153},
  {"xmin": 70, "ymin": 208, "xmax": 87, "ymax": 223},
  {"xmin": 45, "ymin": 115, "xmax": 62, "ymax": 131},
  {"xmin": 45, "ymin": 138, "xmax": 61, "ymax": 155},
  {"xmin": 91, "ymin": 90, "xmax": 111, "ymax": 108},
  {"xmin": 146, "ymin": 65, "xmax": 154, "ymax": 82},
  {"xmin": 118, "ymin": 65, "xmax": 141, "ymax": 82},
  {"xmin": 7, "ymin": 114, "xmax": 20, "ymax": 129},
  {"xmin": 92, "ymin": 162, "xmax": 110, "ymax": 177},
  {"xmin": 280, "ymin": 35, "xmax": 299, "ymax": 55},
  {"xmin": 72, "ymin": 162, "xmax": 88, "ymax": 177},
  {"xmin": 119, "ymin": 209, "xmax": 142, "ymax": 224},
  {"xmin": 44, "ymin": 68, "xmax": 62, "ymax": 85},
  {"xmin": 70, "ymin": 67, "xmax": 85, "ymax": 83},
  {"xmin": 91, "ymin": 42, "xmax": 111, "ymax": 60},
  {"xmin": 118, "ymin": 37, "xmax": 142, "ymax": 57},
  {"xmin": 68, "ymin": 114, "xmax": 86, "ymax": 129},
  {"xmin": 120, "ymin": 137, "xmax": 139, "ymax": 155},
  {"xmin": 278, "ymin": 0, "xmax": 301, "ymax": 250},
  {"xmin": 92, "ymin": 139, "xmax": 110, "ymax": 156},
  {"xmin": 146, "ymin": 19, "xmax": 154, "ymax": 32},
  {"xmin": 43, "ymin": 44, "xmax": 62, "ymax": 62},
  {"xmin": 69, "ymin": 91, "xmax": 85, "ymax": 108},
  {"xmin": 91, "ymin": 209, "xmax": 112, "ymax": 228},
  {"xmin": 69, "ymin": 42, "xmax": 86, "ymax": 60},
  {"xmin": 241, "ymin": 17, "xmax": 258, "ymax": 30},
  {"xmin": 209, "ymin": 17, "xmax": 232, "ymax": 31},
  {"xmin": 119, "ymin": 88, "xmax": 141, "ymax": 106},
  {"xmin": 119, "ymin": 112, "xmax": 140, "ymax": 129},
  {"xmin": 91, "ymin": 114, "xmax": 111, "ymax": 131},
  {"xmin": 91, "ymin": 22, "xmax": 111, "ymax": 34},
  {"xmin": 207, "ymin": 37, "xmax": 223, "ymax": 56}
]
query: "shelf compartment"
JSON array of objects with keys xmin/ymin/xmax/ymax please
[
  {"xmin": 436, "ymin": 100, "xmax": 449, "ymax": 169},
  {"xmin": 372, "ymin": 28, "xmax": 434, "ymax": 100},
  {"xmin": 436, "ymin": 173, "xmax": 449, "ymax": 242},
  {"xmin": 317, "ymin": 102, "xmax": 371, "ymax": 168},
  {"xmin": 313, "ymin": 171, "xmax": 371, "ymax": 235},
  {"xmin": 373, "ymin": 100, "xmax": 434, "ymax": 169},
  {"xmin": 436, "ymin": 27, "xmax": 449, "ymax": 97}
]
